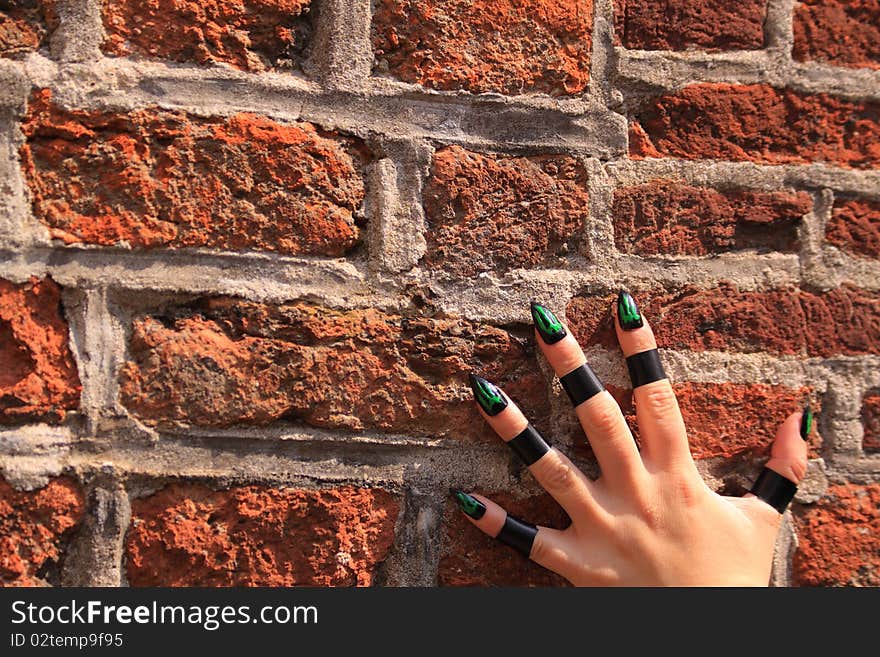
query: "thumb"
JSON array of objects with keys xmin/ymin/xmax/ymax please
[{"xmin": 764, "ymin": 407, "xmax": 810, "ymax": 485}]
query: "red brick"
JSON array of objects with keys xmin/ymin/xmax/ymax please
[
  {"xmin": 861, "ymin": 390, "xmax": 880, "ymax": 452},
  {"xmin": 0, "ymin": 1, "xmax": 56, "ymax": 58},
  {"xmin": 566, "ymin": 284, "xmax": 880, "ymax": 357},
  {"xmin": 101, "ymin": 0, "xmax": 312, "ymax": 72},
  {"xmin": 438, "ymin": 491, "xmax": 569, "ymax": 586},
  {"xmin": 126, "ymin": 484, "xmax": 399, "ymax": 586},
  {"xmin": 0, "ymin": 477, "xmax": 84, "ymax": 586},
  {"xmin": 630, "ymin": 84, "xmax": 880, "ymax": 169},
  {"xmin": 119, "ymin": 298, "xmax": 549, "ymax": 440},
  {"xmin": 613, "ymin": 0, "xmax": 766, "ymax": 51},
  {"xmin": 605, "ymin": 383, "xmax": 819, "ymax": 460},
  {"xmin": 793, "ymin": 0, "xmax": 880, "ymax": 70},
  {"xmin": 20, "ymin": 90, "xmax": 368, "ymax": 256},
  {"xmin": 612, "ymin": 181, "xmax": 810, "ymax": 256},
  {"xmin": 0, "ymin": 277, "xmax": 80, "ymax": 425},
  {"xmin": 826, "ymin": 198, "xmax": 880, "ymax": 259},
  {"xmin": 793, "ymin": 483, "xmax": 880, "ymax": 586},
  {"xmin": 423, "ymin": 146, "xmax": 589, "ymax": 275},
  {"xmin": 371, "ymin": 0, "xmax": 593, "ymax": 96}
]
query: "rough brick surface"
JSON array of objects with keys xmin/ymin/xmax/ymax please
[
  {"xmin": 119, "ymin": 298, "xmax": 549, "ymax": 439},
  {"xmin": 793, "ymin": 483, "xmax": 880, "ymax": 586},
  {"xmin": 567, "ymin": 285, "xmax": 880, "ymax": 357},
  {"xmin": 825, "ymin": 198, "xmax": 880, "ymax": 259},
  {"xmin": 126, "ymin": 484, "xmax": 399, "ymax": 586},
  {"xmin": 613, "ymin": 0, "xmax": 766, "ymax": 51},
  {"xmin": 20, "ymin": 90, "xmax": 368, "ymax": 256},
  {"xmin": 0, "ymin": 0, "xmax": 56, "ymax": 58},
  {"xmin": 438, "ymin": 491, "xmax": 569, "ymax": 586},
  {"xmin": 605, "ymin": 383, "xmax": 817, "ymax": 460},
  {"xmin": 630, "ymin": 84, "xmax": 880, "ymax": 169},
  {"xmin": 0, "ymin": 477, "xmax": 84, "ymax": 586},
  {"xmin": 101, "ymin": 0, "xmax": 312, "ymax": 72},
  {"xmin": 612, "ymin": 181, "xmax": 810, "ymax": 256},
  {"xmin": 423, "ymin": 146, "xmax": 589, "ymax": 275},
  {"xmin": 371, "ymin": 0, "xmax": 593, "ymax": 96},
  {"xmin": 793, "ymin": 0, "xmax": 880, "ymax": 70},
  {"xmin": 0, "ymin": 277, "xmax": 80, "ymax": 425},
  {"xmin": 861, "ymin": 390, "xmax": 880, "ymax": 452}
]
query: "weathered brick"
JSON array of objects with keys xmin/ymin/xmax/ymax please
[
  {"xmin": 438, "ymin": 491, "xmax": 569, "ymax": 586},
  {"xmin": 0, "ymin": 477, "xmax": 84, "ymax": 586},
  {"xmin": 566, "ymin": 285, "xmax": 880, "ymax": 357},
  {"xmin": 20, "ymin": 90, "xmax": 368, "ymax": 256},
  {"xmin": 0, "ymin": 277, "xmax": 80, "ymax": 425},
  {"xmin": 126, "ymin": 484, "xmax": 399, "ymax": 586},
  {"xmin": 613, "ymin": 0, "xmax": 766, "ymax": 51},
  {"xmin": 861, "ymin": 390, "xmax": 880, "ymax": 452},
  {"xmin": 0, "ymin": 0, "xmax": 56, "ymax": 58},
  {"xmin": 630, "ymin": 84, "xmax": 880, "ymax": 169},
  {"xmin": 612, "ymin": 181, "xmax": 810, "ymax": 256},
  {"xmin": 793, "ymin": 0, "xmax": 880, "ymax": 70},
  {"xmin": 826, "ymin": 198, "xmax": 880, "ymax": 259},
  {"xmin": 605, "ymin": 383, "xmax": 818, "ymax": 460},
  {"xmin": 423, "ymin": 146, "xmax": 589, "ymax": 275},
  {"xmin": 101, "ymin": 0, "xmax": 312, "ymax": 72},
  {"xmin": 119, "ymin": 298, "xmax": 549, "ymax": 440},
  {"xmin": 371, "ymin": 0, "xmax": 593, "ymax": 96},
  {"xmin": 793, "ymin": 483, "xmax": 880, "ymax": 586}
]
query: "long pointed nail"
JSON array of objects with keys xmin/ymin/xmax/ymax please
[
  {"xmin": 452, "ymin": 490, "xmax": 486, "ymax": 519},
  {"xmin": 530, "ymin": 301, "xmax": 566, "ymax": 344},
  {"xmin": 617, "ymin": 290, "xmax": 644, "ymax": 330},
  {"xmin": 800, "ymin": 403, "xmax": 813, "ymax": 440},
  {"xmin": 468, "ymin": 373, "xmax": 508, "ymax": 416}
]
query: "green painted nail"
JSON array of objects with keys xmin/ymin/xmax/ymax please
[
  {"xmin": 530, "ymin": 301, "xmax": 566, "ymax": 344},
  {"xmin": 800, "ymin": 403, "xmax": 813, "ymax": 440},
  {"xmin": 469, "ymin": 373, "xmax": 508, "ymax": 416},
  {"xmin": 617, "ymin": 290, "xmax": 643, "ymax": 330},
  {"xmin": 453, "ymin": 490, "xmax": 486, "ymax": 519}
]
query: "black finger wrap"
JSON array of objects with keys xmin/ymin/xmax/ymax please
[
  {"xmin": 507, "ymin": 424, "xmax": 551, "ymax": 466},
  {"xmin": 749, "ymin": 467, "xmax": 797, "ymax": 514},
  {"xmin": 497, "ymin": 515, "xmax": 538, "ymax": 557},
  {"xmin": 626, "ymin": 349, "xmax": 666, "ymax": 388},
  {"xmin": 559, "ymin": 364, "xmax": 604, "ymax": 407}
]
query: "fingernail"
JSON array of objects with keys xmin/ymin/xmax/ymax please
[
  {"xmin": 469, "ymin": 373, "xmax": 508, "ymax": 416},
  {"xmin": 452, "ymin": 490, "xmax": 486, "ymax": 519},
  {"xmin": 800, "ymin": 403, "xmax": 813, "ymax": 440},
  {"xmin": 617, "ymin": 290, "xmax": 644, "ymax": 330},
  {"xmin": 530, "ymin": 301, "xmax": 566, "ymax": 344}
]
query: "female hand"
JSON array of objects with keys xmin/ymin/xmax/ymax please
[{"xmin": 455, "ymin": 292, "xmax": 810, "ymax": 586}]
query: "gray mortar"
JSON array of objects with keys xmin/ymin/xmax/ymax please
[{"xmin": 0, "ymin": 1, "xmax": 878, "ymax": 588}]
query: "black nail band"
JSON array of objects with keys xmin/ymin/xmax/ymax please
[
  {"xmin": 749, "ymin": 467, "xmax": 797, "ymax": 514},
  {"xmin": 559, "ymin": 364, "xmax": 604, "ymax": 407},
  {"xmin": 497, "ymin": 515, "xmax": 538, "ymax": 557},
  {"xmin": 626, "ymin": 349, "xmax": 666, "ymax": 388},
  {"xmin": 506, "ymin": 424, "xmax": 551, "ymax": 466}
]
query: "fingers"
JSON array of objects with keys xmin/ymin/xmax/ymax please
[
  {"xmin": 529, "ymin": 303, "xmax": 646, "ymax": 489},
  {"xmin": 745, "ymin": 407, "xmax": 811, "ymax": 515},
  {"xmin": 613, "ymin": 291, "xmax": 695, "ymax": 474},
  {"xmin": 453, "ymin": 491, "xmax": 572, "ymax": 576},
  {"xmin": 469, "ymin": 374, "xmax": 598, "ymax": 524}
]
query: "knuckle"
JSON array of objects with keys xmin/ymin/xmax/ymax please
[
  {"xmin": 587, "ymin": 401, "xmax": 623, "ymax": 436},
  {"xmin": 639, "ymin": 383, "xmax": 679, "ymax": 418},
  {"xmin": 528, "ymin": 531, "xmax": 548, "ymax": 562},
  {"xmin": 537, "ymin": 454, "xmax": 576, "ymax": 494}
]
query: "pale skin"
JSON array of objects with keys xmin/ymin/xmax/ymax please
[{"xmin": 465, "ymin": 304, "xmax": 808, "ymax": 586}]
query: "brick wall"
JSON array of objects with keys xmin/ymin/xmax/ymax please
[{"xmin": 0, "ymin": 0, "xmax": 877, "ymax": 587}]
